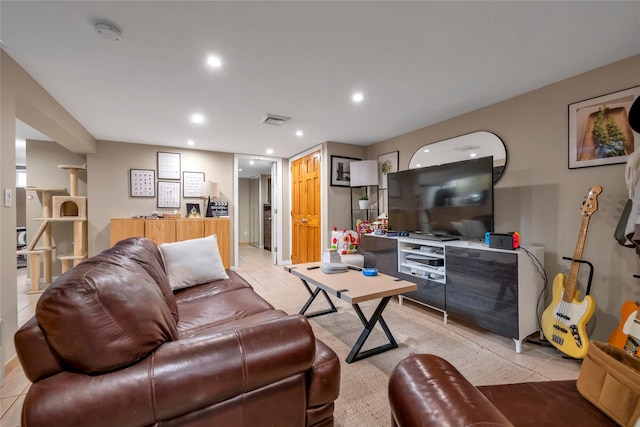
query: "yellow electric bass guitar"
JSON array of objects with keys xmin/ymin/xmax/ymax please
[
  {"xmin": 541, "ymin": 185, "xmax": 601, "ymax": 359},
  {"xmin": 608, "ymin": 301, "xmax": 640, "ymax": 357}
]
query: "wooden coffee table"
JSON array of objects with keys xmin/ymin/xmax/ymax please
[{"xmin": 285, "ymin": 263, "xmax": 417, "ymax": 363}]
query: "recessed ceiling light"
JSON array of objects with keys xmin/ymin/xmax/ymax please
[
  {"xmin": 187, "ymin": 140, "xmax": 195, "ymax": 146},
  {"xmin": 470, "ymin": 153, "xmax": 477, "ymax": 157},
  {"xmin": 266, "ymin": 149, "xmax": 274, "ymax": 154},
  {"xmin": 249, "ymin": 160, "xmax": 255, "ymax": 165},
  {"xmin": 296, "ymin": 130, "xmax": 304, "ymax": 137},
  {"xmin": 423, "ymin": 148, "xmax": 430, "ymax": 153},
  {"xmin": 207, "ymin": 55, "xmax": 222, "ymax": 68},
  {"xmin": 239, "ymin": 168, "xmax": 243, "ymax": 172},
  {"xmin": 190, "ymin": 113, "xmax": 205, "ymax": 124},
  {"xmin": 416, "ymin": 164, "xmax": 422, "ymax": 168},
  {"xmin": 352, "ymin": 92, "xmax": 364, "ymax": 103}
]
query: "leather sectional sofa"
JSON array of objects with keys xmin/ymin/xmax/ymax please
[
  {"xmin": 15, "ymin": 237, "xmax": 340, "ymax": 426},
  {"xmin": 388, "ymin": 354, "xmax": 617, "ymax": 427}
]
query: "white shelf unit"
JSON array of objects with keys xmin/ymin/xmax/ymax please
[{"xmin": 398, "ymin": 239, "xmax": 446, "ymax": 283}]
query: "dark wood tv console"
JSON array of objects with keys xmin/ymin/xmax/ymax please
[{"xmin": 359, "ymin": 234, "xmax": 545, "ymax": 353}]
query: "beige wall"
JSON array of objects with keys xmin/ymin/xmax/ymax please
[
  {"xmin": 324, "ymin": 142, "xmax": 367, "ymax": 247},
  {"xmin": 366, "ymin": 54, "xmax": 640, "ymax": 341},
  {"xmin": 1, "ymin": 50, "xmax": 95, "ymax": 366},
  {"xmin": 87, "ymin": 140, "xmax": 235, "ymax": 261}
]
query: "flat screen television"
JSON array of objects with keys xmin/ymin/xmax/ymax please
[{"xmin": 387, "ymin": 156, "xmax": 493, "ymax": 240}]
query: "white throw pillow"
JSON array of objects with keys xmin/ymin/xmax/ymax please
[{"xmin": 159, "ymin": 234, "xmax": 228, "ymax": 290}]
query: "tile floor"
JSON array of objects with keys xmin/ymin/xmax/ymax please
[
  {"xmin": 0, "ymin": 245, "xmax": 580, "ymax": 426},
  {"xmin": 1, "ymin": 268, "xmax": 35, "ymax": 427}
]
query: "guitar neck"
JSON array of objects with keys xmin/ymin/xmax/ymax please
[{"xmin": 564, "ymin": 215, "xmax": 591, "ymax": 302}]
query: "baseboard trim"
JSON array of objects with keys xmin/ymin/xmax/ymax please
[{"xmin": 4, "ymin": 355, "xmax": 19, "ymax": 376}]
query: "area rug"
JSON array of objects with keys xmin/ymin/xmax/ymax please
[
  {"xmin": 244, "ymin": 268, "xmax": 555, "ymax": 427},
  {"xmin": 306, "ymin": 300, "xmax": 550, "ymax": 427}
]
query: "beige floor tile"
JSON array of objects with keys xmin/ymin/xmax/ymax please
[
  {"xmin": 0, "ymin": 368, "xmax": 29, "ymax": 400},
  {"xmin": 0, "ymin": 396, "xmax": 17, "ymax": 419},
  {"xmin": 0, "ymin": 394, "xmax": 24, "ymax": 427}
]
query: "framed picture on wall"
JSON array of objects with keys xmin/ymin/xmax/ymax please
[
  {"xmin": 569, "ymin": 86, "xmax": 640, "ymax": 169},
  {"xmin": 157, "ymin": 151, "xmax": 181, "ymax": 179},
  {"xmin": 129, "ymin": 169, "xmax": 155, "ymax": 197},
  {"xmin": 183, "ymin": 171, "xmax": 205, "ymax": 198},
  {"xmin": 378, "ymin": 151, "xmax": 399, "ymax": 189},
  {"xmin": 157, "ymin": 181, "xmax": 180, "ymax": 208},
  {"xmin": 330, "ymin": 155, "xmax": 360, "ymax": 187}
]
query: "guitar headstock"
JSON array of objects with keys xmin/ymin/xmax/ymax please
[{"xmin": 582, "ymin": 185, "xmax": 603, "ymax": 217}]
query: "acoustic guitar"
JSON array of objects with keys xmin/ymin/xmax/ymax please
[
  {"xmin": 608, "ymin": 301, "xmax": 640, "ymax": 356},
  {"xmin": 541, "ymin": 186, "xmax": 601, "ymax": 359}
]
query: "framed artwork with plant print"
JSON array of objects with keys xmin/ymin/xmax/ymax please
[{"xmin": 569, "ymin": 86, "xmax": 639, "ymax": 169}]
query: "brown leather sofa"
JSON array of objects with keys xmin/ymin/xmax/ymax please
[
  {"xmin": 388, "ymin": 354, "xmax": 617, "ymax": 427},
  {"xmin": 15, "ymin": 237, "xmax": 340, "ymax": 426}
]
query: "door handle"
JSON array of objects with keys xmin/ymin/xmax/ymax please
[{"xmin": 301, "ymin": 218, "xmax": 308, "ymax": 223}]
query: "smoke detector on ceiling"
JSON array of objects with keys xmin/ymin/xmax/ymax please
[
  {"xmin": 261, "ymin": 114, "xmax": 291, "ymax": 126},
  {"xmin": 95, "ymin": 23, "xmax": 123, "ymax": 42}
]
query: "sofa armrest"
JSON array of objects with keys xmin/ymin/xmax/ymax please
[
  {"xmin": 388, "ymin": 354, "xmax": 513, "ymax": 427},
  {"xmin": 24, "ymin": 315, "xmax": 317, "ymax": 426},
  {"xmin": 152, "ymin": 314, "xmax": 317, "ymax": 420}
]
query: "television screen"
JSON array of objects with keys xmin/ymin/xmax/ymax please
[{"xmin": 387, "ymin": 156, "xmax": 493, "ymax": 239}]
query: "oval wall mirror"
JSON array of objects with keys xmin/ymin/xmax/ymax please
[{"xmin": 409, "ymin": 131, "xmax": 507, "ymax": 183}]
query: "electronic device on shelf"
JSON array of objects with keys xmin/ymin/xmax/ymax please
[
  {"xmin": 387, "ymin": 157, "xmax": 493, "ymax": 240},
  {"xmin": 485, "ymin": 232, "xmax": 520, "ymax": 250}
]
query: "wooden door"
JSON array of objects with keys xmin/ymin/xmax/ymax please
[{"xmin": 291, "ymin": 151, "xmax": 321, "ymax": 264}]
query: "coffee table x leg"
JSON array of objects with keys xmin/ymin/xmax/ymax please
[
  {"xmin": 299, "ymin": 279, "xmax": 338, "ymax": 318},
  {"xmin": 298, "ymin": 277, "xmax": 398, "ymax": 364},
  {"xmin": 347, "ymin": 296, "xmax": 397, "ymax": 363}
]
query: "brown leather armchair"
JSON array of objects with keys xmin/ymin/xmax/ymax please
[
  {"xmin": 388, "ymin": 354, "xmax": 616, "ymax": 427},
  {"xmin": 15, "ymin": 237, "xmax": 340, "ymax": 426}
]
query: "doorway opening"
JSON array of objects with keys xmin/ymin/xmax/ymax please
[{"xmin": 233, "ymin": 154, "xmax": 283, "ymax": 268}]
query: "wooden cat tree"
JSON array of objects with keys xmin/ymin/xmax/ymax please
[{"xmin": 20, "ymin": 164, "xmax": 87, "ymax": 293}]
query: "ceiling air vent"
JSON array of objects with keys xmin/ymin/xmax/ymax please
[{"xmin": 261, "ymin": 114, "xmax": 291, "ymax": 126}]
